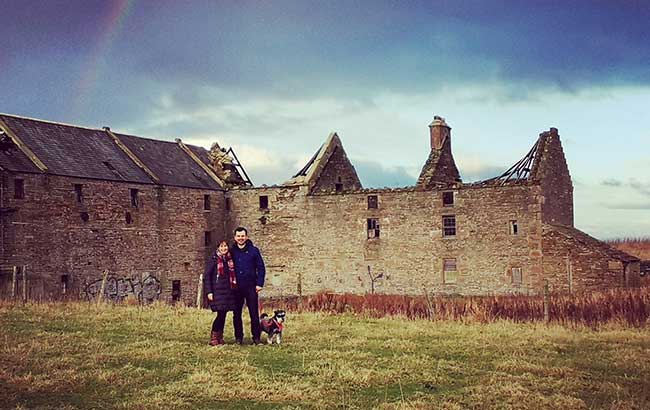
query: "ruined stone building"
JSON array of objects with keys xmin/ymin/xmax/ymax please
[{"xmin": 0, "ymin": 113, "xmax": 641, "ymax": 304}]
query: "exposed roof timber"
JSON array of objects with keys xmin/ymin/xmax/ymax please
[
  {"xmin": 0, "ymin": 118, "xmax": 48, "ymax": 172},
  {"xmin": 478, "ymin": 136, "xmax": 541, "ymax": 186},
  {"xmin": 224, "ymin": 147, "xmax": 253, "ymax": 186},
  {"xmin": 175, "ymin": 138, "xmax": 225, "ymax": 188},
  {"xmin": 293, "ymin": 144, "xmax": 323, "ymax": 178},
  {"xmin": 103, "ymin": 127, "xmax": 161, "ymax": 184}
]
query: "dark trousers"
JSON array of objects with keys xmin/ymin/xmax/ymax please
[
  {"xmin": 211, "ymin": 311, "xmax": 227, "ymax": 332},
  {"xmin": 233, "ymin": 286, "xmax": 261, "ymax": 341}
]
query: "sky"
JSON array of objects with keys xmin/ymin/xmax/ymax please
[{"xmin": 1, "ymin": 0, "xmax": 649, "ymax": 239}]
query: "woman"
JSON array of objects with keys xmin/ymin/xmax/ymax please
[{"xmin": 204, "ymin": 240, "xmax": 238, "ymax": 345}]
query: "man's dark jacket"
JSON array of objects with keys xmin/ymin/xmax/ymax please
[{"xmin": 230, "ymin": 239, "xmax": 266, "ymax": 289}]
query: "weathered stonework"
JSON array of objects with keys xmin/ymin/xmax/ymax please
[{"xmin": 0, "ymin": 113, "xmax": 641, "ymax": 302}]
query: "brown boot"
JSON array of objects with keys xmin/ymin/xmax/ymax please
[
  {"xmin": 209, "ymin": 331, "xmax": 220, "ymax": 346},
  {"xmin": 216, "ymin": 331, "xmax": 225, "ymax": 345}
]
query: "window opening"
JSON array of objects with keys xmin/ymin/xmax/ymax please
[
  {"xmin": 74, "ymin": 184, "xmax": 83, "ymax": 203},
  {"xmin": 130, "ymin": 189, "xmax": 139, "ymax": 208},
  {"xmin": 509, "ymin": 220, "xmax": 518, "ymax": 235},
  {"xmin": 204, "ymin": 231, "xmax": 212, "ymax": 246},
  {"xmin": 512, "ymin": 267, "xmax": 523, "ymax": 284},
  {"xmin": 442, "ymin": 215, "xmax": 456, "ymax": 237},
  {"xmin": 14, "ymin": 179, "xmax": 24, "ymax": 199},
  {"xmin": 443, "ymin": 258, "xmax": 457, "ymax": 283},
  {"xmin": 204, "ymin": 194, "xmax": 211, "ymax": 210},
  {"xmin": 442, "ymin": 191, "xmax": 454, "ymax": 207},
  {"xmin": 367, "ymin": 218, "xmax": 380, "ymax": 239},
  {"xmin": 259, "ymin": 195, "xmax": 268, "ymax": 210},
  {"xmin": 368, "ymin": 195, "xmax": 378, "ymax": 209}
]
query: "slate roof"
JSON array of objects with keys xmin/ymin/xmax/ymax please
[
  {"xmin": 545, "ymin": 224, "xmax": 640, "ymax": 263},
  {"xmin": 0, "ymin": 114, "xmax": 223, "ymax": 190},
  {"xmin": 116, "ymin": 133, "xmax": 221, "ymax": 190},
  {"xmin": 0, "ymin": 114, "xmax": 151, "ymax": 183}
]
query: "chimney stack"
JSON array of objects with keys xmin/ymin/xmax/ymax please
[{"xmin": 429, "ymin": 115, "xmax": 450, "ymax": 150}]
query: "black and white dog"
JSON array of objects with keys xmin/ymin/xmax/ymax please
[{"xmin": 260, "ymin": 310, "xmax": 286, "ymax": 345}]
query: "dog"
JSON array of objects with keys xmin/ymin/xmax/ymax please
[{"xmin": 260, "ymin": 310, "xmax": 286, "ymax": 345}]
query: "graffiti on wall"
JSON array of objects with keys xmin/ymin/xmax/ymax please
[{"xmin": 84, "ymin": 274, "xmax": 162, "ymax": 303}]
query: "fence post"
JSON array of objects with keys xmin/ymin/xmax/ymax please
[
  {"xmin": 196, "ymin": 273, "xmax": 203, "ymax": 309},
  {"xmin": 22, "ymin": 265, "xmax": 27, "ymax": 303},
  {"xmin": 543, "ymin": 280, "xmax": 550, "ymax": 324},
  {"xmin": 97, "ymin": 270, "xmax": 108, "ymax": 304},
  {"xmin": 11, "ymin": 266, "xmax": 17, "ymax": 300}
]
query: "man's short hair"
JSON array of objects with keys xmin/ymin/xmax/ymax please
[{"xmin": 234, "ymin": 226, "xmax": 248, "ymax": 235}]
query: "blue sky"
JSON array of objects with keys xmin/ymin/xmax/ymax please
[{"xmin": 1, "ymin": 1, "xmax": 649, "ymax": 239}]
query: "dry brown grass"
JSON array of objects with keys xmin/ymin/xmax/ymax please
[{"xmin": 266, "ymin": 288, "xmax": 650, "ymax": 327}]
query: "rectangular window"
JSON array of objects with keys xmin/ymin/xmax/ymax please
[
  {"xmin": 130, "ymin": 188, "xmax": 139, "ymax": 208},
  {"xmin": 442, "ymin": 215, "xmax": 456, "ymax": 237},
  {"xmin": 259, "ymin": 195, "xmax": 268, "ymax": 210},
  {"xmin": 442, "ymin": 191, "xmax": 454, "ymax": 207},
  {"xmin": 203, "ymin": 194, "xmax": 211, "ymax": 210},
  {"xmin": 204, "ymin": 231, "xmax": 212, "ymax": 247},
  {"xmin": 443, "ymin": 258, "xmax": 457, "ymax": 284},
  {"xmin": 512, "ymin": 267, "xmax": 523, "ymax": 284},
  {"xmin": 509, "ymin": 220, "xmax": 518, "ymax": 235},
  {"xmin": 171, "ymin": 280, "xmax": 181, "ymax": 302},
  {"xmin": 74, "ymin": 184, "xmax": 83, "ymax": 203},
  {"xmin": 14, "ymin": 179, "xmax": 24, "ymax": 199},
  {"xmin": 367, "ymin": 218, "xmax": 380, "ymax": 239},
  {"xmin": 368, "ymin": 195, "xmax": 378, "ymax": 209},
  {"xmin": 225, "ymin": 197, "xmax": 232, "ymax": 212}
]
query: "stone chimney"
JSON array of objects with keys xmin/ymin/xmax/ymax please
[{"xmin": 429, "ymin": 115, "xmax": 450, "ymax": 151}]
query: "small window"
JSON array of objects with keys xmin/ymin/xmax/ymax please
[
  {"xmin": 512, "ymin": 267, "xmax": 522, "ymax": 284},
  {"xmin": 171, "ymin": 280, "xmax": 181, "ymax": 302},
  {"xmin": 74, "ymin": 184, "xmax": 83, "ymax": 203},
  {"xmin": 204, "ymin": 194, "xmax": 211, "ymax": 210},
  {"xmin": 80, "ymin": 212, "xmax": 89, "ymax": 223},
  {"xmin": 130, "ymin": 189, "xmax": 139, "ymax": 208},
  {"xmin": 225, "ymin": 197, "xmax": 232, "ymax": 212},
  {"xmin": 442, "ymin": 191, "xmax": 454, "ymax": 207},
  {"xmin": 367, "ymin": 218, "xmax": 380, "ymax": 239},
  {"xmin": 443, "ymin": 258, "xmax": 457, "ymax": 284},
  {"xmin": 442, "ymin": 215, "xmax": 456, "ymax": 237},
  {"xmin": 204, "ymin": 231, "xmax": 212, "ymax": 246},
  {"xmin": 335, "ymin": 176, "xmax": 343, "ymax": 192},
  {"xmin": 509, "ymin": 220, "xmax": 518, "ymax": 235},
  {"xmin": 14, "ymin": 179, "xmax": 24, "ymax": 199},
  {"xmin": 368, "ymin": 195, "xmax": 378, "ymax": 209},
  {"xmin": 125, "ymin": 211, "xmax": 133, "ymax": 225},
  {"xmin": 259, "ymin": 195, "xmax": 268, "ymax": 210},
  {"xmin": 61, "ymin": 275, "xmax": 70, "ymax": 295}
]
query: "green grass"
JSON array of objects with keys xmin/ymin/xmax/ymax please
[{"xmin": 1, "ymin": 302, "xmax": 649, "ymax": 409}]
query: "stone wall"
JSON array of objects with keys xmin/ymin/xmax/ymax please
[
  {"xmin": 227, "ymin": 183, "xmax": 545, "ymax": 296},
  {"xmin": 311, "ymin": 146, "xmax": 361, "ymax": 194},
  {"xmin": 0, "ymin": 171, "xmax": 225, "ymax": 304}
]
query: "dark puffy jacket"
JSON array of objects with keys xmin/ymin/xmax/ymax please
[
  {"xmin": 203, "ymin": 254, "xmax": 238, "ymax": 312},
  {"xmin": 230, "ymin": 240, "xmax": 266, "ymax": 289}
]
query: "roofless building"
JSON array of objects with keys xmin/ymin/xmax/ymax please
[{"xmin": 0, "ymin": 113, "xmax": 640, "ymax": 302}]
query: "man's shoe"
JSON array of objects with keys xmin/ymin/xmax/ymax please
[
  {"xmin": 235, "ymin": 338, "xmax": 243, "ymax": 345},
  {"xmin": 252, "ymin": 338, "xmax": 262, "ymax": 345}
]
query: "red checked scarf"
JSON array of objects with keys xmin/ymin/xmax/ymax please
[{"xmin": 216, "ymin": 251, "xmax": 237, "ymax": 289}]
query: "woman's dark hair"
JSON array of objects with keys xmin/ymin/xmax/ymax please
[{"xmin": 234, "ymin": 226, "xmax": 248, "ymax": 235}]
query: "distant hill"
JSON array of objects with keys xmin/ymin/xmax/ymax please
[{"xmin": 608, "ymin": 238, "xmax": 650, "ymax": 260}]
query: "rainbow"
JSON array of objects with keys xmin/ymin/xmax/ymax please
[{"xmin": 70, "ymin": 0, "xmax": 133, "ymax": 119}]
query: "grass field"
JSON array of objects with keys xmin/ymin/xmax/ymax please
[{"xmin": 2, "ymin": 302, "xmax": 650, "ymax": 410}]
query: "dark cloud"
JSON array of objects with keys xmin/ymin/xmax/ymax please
[{"xmin": 629, "ymin": 179, "xmax": 650, "ymax": 196}]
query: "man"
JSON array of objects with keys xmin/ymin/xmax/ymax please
[{"xmin": 231, "ymin": 226, "xmax": 266, "ymax": 344}]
